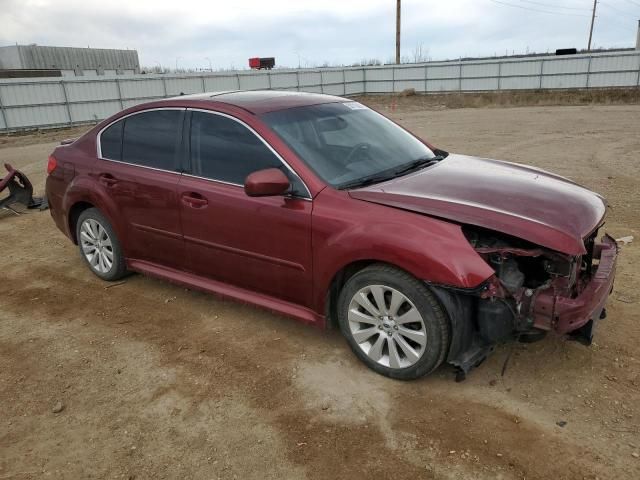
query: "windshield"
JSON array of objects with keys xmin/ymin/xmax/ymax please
[{"xmin": 261, "ymin": 102, "xmax": 439, "ymax": 188}]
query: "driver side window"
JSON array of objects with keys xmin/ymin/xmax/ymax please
[
  {"xmin": 189, "ymin": 111, "xmax": 308, "ymax": 196},
  {"xmin": 190, "ymin": 111, "xmax": 280, "ymax": 184}
]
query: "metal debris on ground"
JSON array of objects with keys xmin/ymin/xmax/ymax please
[
  {"xmin": 615, "ymin": 236, "xmax": 633, "ymax": 246},
  {"xmin": 0, "ymin": 163, "xmax": 47, "ymax": 215}
]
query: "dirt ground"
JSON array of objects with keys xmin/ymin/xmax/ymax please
[{"xmin": 1, "ymin": 99, "xmax": 639, "ymax": 480}]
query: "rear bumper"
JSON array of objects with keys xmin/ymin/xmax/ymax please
[{"xmin": 533, "ymin": 234, "xmax": 617, "ymax": 334}]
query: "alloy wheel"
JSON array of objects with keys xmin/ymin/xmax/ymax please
[
  {"xmin": 347, "ymin": 285, "xmax": 428, "ymax": 369},
  {"xmin": 79, "ymin": 218, "xmax": 114, "ymax": 274}
]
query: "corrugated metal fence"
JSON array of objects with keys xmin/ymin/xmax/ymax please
[{"xmin": 1, "ymin": 50, "xmax": 639, "ymax": 132}]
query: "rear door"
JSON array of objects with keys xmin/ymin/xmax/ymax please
[
  {"xmin": 95, "ymin": 108, "xmax": 186, "ymax": 269},
  {"xmin": 178, "ymin": 109, "xmax": 313, "ymax": 307}
]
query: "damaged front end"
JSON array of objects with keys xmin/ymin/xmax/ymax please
[{"xmin": 433, "ymin": 226, "xmax": 618, "ymax": 380}]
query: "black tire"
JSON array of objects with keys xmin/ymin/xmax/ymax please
[
  {"xmin": 337, "ymin": 264, "xmax": 450, "ymax": 380},
  {"xmin": 76, "ymin": 208, "xmax": 127, "ymax": 281}
]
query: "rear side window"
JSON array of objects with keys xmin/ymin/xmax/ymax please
[
  {"xmin": 100, "ymin": 121, "xmax": 123, "ymax": 160},
  {"xmin": 190, "ymin": 111, "xmax": 281, "ymax": 184},
  {"xmin": 121, "ymin": 110, "xmax": 183, "ymax": 171}
]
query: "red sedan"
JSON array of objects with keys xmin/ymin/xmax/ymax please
[{"xmin": 45, "ymin": 91, "xmax": 617, "ymax": 380}]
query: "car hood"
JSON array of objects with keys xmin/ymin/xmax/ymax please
[{"xmin": 348, "ymin": 154, "xmax": 606, "ymax": 255}]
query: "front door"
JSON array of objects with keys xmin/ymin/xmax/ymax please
[{"xmin": 178, "ymin": 110, "xmax": 313, "ymax": 307}]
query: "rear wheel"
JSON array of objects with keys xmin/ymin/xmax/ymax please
[
  {"xmin": 337, "ymin": 264, "xmax": 450, "ymax": 380},
  {"xmin": 76, "ymin": 208, "xmax": 127, "ymax": 281}
]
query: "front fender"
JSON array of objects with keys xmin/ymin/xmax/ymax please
[{"xmin": 311, "ymin": 190, "xmax": 494, "ymax": 314}]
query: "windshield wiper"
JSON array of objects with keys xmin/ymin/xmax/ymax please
[
  {"xmin": 337, "ymin": 173, "xmax": 397, "ymax": 190},
  {"xmin": 337, "ymin": 155, "xmax": 445, "ymax": 190},
  {"xmin": 392, "ymin": 155, "xmax": 445, "ymax": 177}
]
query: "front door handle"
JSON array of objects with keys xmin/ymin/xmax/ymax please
[{"xmin": 181, "ymin": 192, "xmax": 208, "ymax": 208}]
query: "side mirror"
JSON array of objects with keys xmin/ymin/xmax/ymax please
[{"xmin": 244, "ymin": 168, "xmax": 290, "ymax": 197}]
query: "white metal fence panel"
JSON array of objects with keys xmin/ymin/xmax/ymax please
[
  {"xmin": 426, "ymin": 79, "xmax": 459, "ymax": 92},
  {"xmin": 394, "ymin": 66, "xmax": 425, "ymax": 80},
  {"xmin": 366, "ymin": 81, "xmax": 393, "ymax": 93},
  {"xmin": 542, "ymin": 74, "xmax": 588, "ymax": 89},
  {"xmin": 204, "ymin": 75, "xmax": 240, "ymax": 91},
  {"xmin": 344, "ymin": 69, "xmax": 364, "ymax": 82},
  {"xmin": 0, "ymin": 83, "xmax": 65, "ymax": 106},
  {"xmin": 395, "ymin": 80, "xmax": 424, "ymax": 91},
  {"xmin": 500, "ymin": 76, "xmax": 541, "ymax": 90},
  {"xmin": 321, "ymin": 70, "xmax": 342, "ymax": 84},
  {"xmin": 270, "ymin": 72, "xmax": 297, "ymax": 89},
  {"xmin": 65, "ymin": 81, "xmax": 120, "ymax": 102},
  {"xmin": 462, "ymin": 62, "xmax": 499, "ymax": 78},
  {"xmin": 588, "ymin": 71, "xmax": 638, "ymax": 87},
  {"xmin": 345, "ymin": 81, "xmax": 364, "ymax": 95},
  {"xmin": 164, "ymin": 77, "xmax": 204, "ymax": 96},
  {"xmin": 543, "ymin": 57, "xmax": 590, "ymax": 75},
  {"xmin": 300, "ymin": 85, "xmax": 323, "ymax": 94},
  {"xmin": 120, "ymin": 79, "xmax": 165, "ymax": 99},
  {"xmin": 299, "ymin": 71, "xmax": 320, "ymax": 87},
  {"xmin": 500, "ymin": 60, "xmax": 541, "ymax": 76},
  {"xmin": 70, "ymin": 100, "xmax": 121, "ymax": 123},
  {"xmin": 122, "ymin": 97, "xmax": 160, "ymax": 109},
  {"xmin": 6, "ymin": 105, "xmax": 69, "ymax": 128},
  {"xmin": 365, "ymin": 67, "xmax": 393, "ymax": 81},
  {"xmin": 238, "ymin": 73, "xmax": 269, "ymax": 90},
  {"xmin": 1, "ymin": 51, "xmax": 638, "ymax": 131},
  {"xmin": 321, "ymin": 83, "xmax": 345, "ymax": 96},
  {"xmin": 590, "ymin": 54, "xmax": 640, "ymax": 72},
  {"xmin": 427, "ymin": 64, "xmax": 460, "ymax": 79},
  {"xmin": 462, "ymin": 77, "xmax": 499, "ymax": 91}
]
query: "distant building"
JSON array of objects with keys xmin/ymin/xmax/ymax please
[{"xmin": 0, "ymin": 44, "xmax": 140, "ymax": 78}]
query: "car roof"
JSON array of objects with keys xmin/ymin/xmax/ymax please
[{"xmin": 165, "ymin": 90, "xmax": 348, "ymax": 114}]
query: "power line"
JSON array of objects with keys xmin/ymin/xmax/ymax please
[
  {"xmin": 517, "ymin": 0, "xmax": 590, "ymax": 11},
  {"xmin": 488, "ymin": 0, "xmax": 592, "ymax": 17}
]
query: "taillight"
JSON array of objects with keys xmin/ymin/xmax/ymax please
[{"xmin": 47, "ymin": 155, "xmax": 57, "ymax": 175}]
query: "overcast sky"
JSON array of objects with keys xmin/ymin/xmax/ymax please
[{"xmin": 1, "ymin": 0, "xmax": 639, "ymax": 70}]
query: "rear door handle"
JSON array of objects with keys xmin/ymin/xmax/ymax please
[
  {"xmin": 181, "ymin": 192, "xmax": 208, "ymax": 208},
  {"xmin": 98, "ymin": 173, "xmax": 118, "ymax": 187}
]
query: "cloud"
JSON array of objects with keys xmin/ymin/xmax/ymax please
[{"xmin": 0, "ymin": 0, "xmax": 637, "ymax": 69}]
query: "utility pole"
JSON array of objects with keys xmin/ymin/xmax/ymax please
[
  {"xmin": 396, "ymin": 0, "xmax": 401, "ymax": 64},
  {"xmin": 587, "ymin": 0, "xmax": 597, "ymax": 51}
]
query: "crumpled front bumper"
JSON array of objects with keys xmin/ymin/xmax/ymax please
[{"xmin": 532, "ymin": 234, "xmax": 618, "ymax": 334}]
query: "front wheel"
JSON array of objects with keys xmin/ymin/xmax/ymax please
[{"xmin": 337, "ymin": 264, "xmax": 450, "ymax": 380}]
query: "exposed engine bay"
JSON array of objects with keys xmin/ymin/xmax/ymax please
[{"xmin": 434, "ymin": 225, "xmax": 615, "ymax": 381}]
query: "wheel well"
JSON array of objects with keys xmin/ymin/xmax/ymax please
[
  {"xmin": 325, "ymin": 260, "xmax": 379, "ymax": 329},
  {"xmin": 68, "ymin": 201, "xmax": 94, "ymax": 244}
]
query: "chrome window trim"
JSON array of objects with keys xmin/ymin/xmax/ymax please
[
  {"xmin": 182, "ymin": 172, "xmax": 243, "ymax": 188},
  {"xmin": 187, "ymin": 108, "xmax": 312, "ymax": 199},
  {"xmin": 97, "ymin": 157, "xmax": 183, "ymax": 176},
  {"xmin": 95, "ymin": 106, "xmax": 312, "ymax": 200}
]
